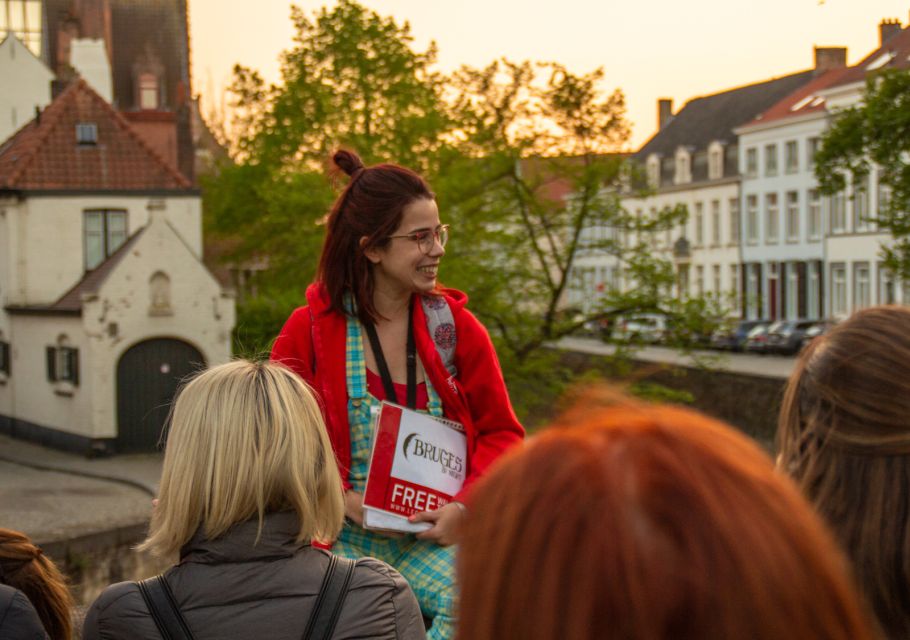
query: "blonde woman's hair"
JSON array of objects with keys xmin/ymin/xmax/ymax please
[{"xmin": 140, "ymin": 360, "xmax": 344, "ymax": 558}]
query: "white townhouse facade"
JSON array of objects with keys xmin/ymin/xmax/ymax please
[
  {"xmin": 571, "ymin": 63, "xmax": 824, "ymax": 313},
  {"xmin": 816, "ymin": 22, "xmax": 910, "ymax": 318},
  {"xmin": 735, "ymin": 21, "xmax": 910, "ymax": 322},
  {"xmin": 735, "ymin": 66, "xmax": 846, "ymax": 322},
  {"xmin": 0, "ymin": 80, "xmax": 234, "ymax": 454}
]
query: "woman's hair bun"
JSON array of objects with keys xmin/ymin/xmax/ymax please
[{"xmin": 332, "ymin": 149, "xmax": 365, "ymax": 177}]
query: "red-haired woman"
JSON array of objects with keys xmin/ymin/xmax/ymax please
[
  {"xmin": 0, "ymin": 528, "xmax": 74, "ymax": 640},
  {"xmin": 271, "ymin": 149, "xmax": 524, "ymax": 639},
  {"xmin": 457, "ymin": 391, "xmax": 875, "ymax": 640}
]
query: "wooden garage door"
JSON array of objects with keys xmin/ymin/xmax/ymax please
[{"xmin": 116, "ymin": 339, "xmax": 205, "ymax": 452}]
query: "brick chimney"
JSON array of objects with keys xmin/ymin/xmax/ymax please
[
  {"xmin": 880, "ymin": 18, "xmax": 902, "ymax": 46},
  {"xmin": 658, "ymin": 98, "xmax": 673, "ymax": 130},
  {"xmin": 814, "ymin": 47, "xmax": 847, "ymax": 75}
]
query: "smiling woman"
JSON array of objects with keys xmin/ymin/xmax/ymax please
[{"xmin": 271, "ymin": 149, "xmax": 524, "ymax": 640}]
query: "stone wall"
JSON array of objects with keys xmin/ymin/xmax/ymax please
[
  {"xmin": 558, "ymin": 350, "xmax": 787, "ymax": 450},
  {"xmin": 40, "ymin": 522, "xmax": 171, "ymax": 609}
]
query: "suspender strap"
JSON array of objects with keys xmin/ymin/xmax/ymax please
[
  {"xmin": 137, "ymin": 575, "xmax": 196, "ymax": 640},
  {"xmin": 362, "ymin": 298, "xmax": 417, "ymax": 409},
  {"xmin": 303, "ymin": 556, "xmax": 357, "ymax": 640}
]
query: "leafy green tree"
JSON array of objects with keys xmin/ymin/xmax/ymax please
[
  {"xmin": 203, "ymin": 0, "xmax": 450, "ymax": 300},
  {"xmin": 205, "ymin": 2, "xmax": 720, "ymax": 422},
  {"xmin": 815, "ymin": 69, "xmax": 910, "ymax": 278},
  {"xmin": 433, "ymin": 61, "xmax": 709, "ymax": 422}
]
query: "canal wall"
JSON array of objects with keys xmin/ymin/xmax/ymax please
[{"xmin": 558, "ymin": 350, "xmax": 787, "ymax": 449}]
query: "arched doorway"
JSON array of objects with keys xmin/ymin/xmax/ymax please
[{"xmin": 116, "ymin": 338, "xmax": 205, "ymax": 452}]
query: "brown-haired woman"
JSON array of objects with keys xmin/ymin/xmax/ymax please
[
  {"xmin": 458, "ymin": 392, "xmax": 875, "ymax": 640},
  {"xmin": 0, "ymin": 528, "xmax": 74, "ymax": 640},
  {"xmin": 778, "ymin": 304, "xmax": 910, "ymax": 638},
  {"xmin": 271, "ymin": 149, "xmax": 524, "ymax": 639}
]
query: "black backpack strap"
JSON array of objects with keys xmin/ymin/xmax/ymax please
[
  {"xmin": 304, "ymin": 556, "xmax": 356, "ymax": 640},
  {"xmin": 136, "ymin": 575, "xmax": 196, "ymax": 640}
]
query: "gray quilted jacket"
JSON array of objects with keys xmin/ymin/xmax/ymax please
[
  {"xmin": 0, "ymin": 585, "xmax": 48, "ymax": 640},
  {"xmin": 82, "ymin": 511, "xmax": 425, "ymax": 639}
]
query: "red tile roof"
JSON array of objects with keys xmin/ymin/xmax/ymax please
[
  {"xmin": 829, "ymin": 25, "xmax": 910, "ymax": 88},
  {"xmin": 0, "ymin": 79, "xmax": 191, "ymax": 191},
  {"xmin": 739, "ymin": 67, "xmax": 852, "ymax": 129}
]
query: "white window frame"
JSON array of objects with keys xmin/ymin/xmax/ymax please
[
  {"xmin": 746, "ymin": 195, "xmax": 759, "ymax": 245},
  {"xmin": 711, "ymin": 200, "xmax": 721, "ymax": 246},
  {"xmin": 853, "ymin": 175, "xmax": 871, "ymax": 232},
  {"xmin": 853, "ymin": 262, "xmax": 871, "ymax": 311},
  {"xmin": 729, "ymin": 198, "xmax": 740, "ymax": 245},
  {"xmin": 807, "ymin": 189, "xmax": 822, "ymax": 240},
  {"xmin": 831, "ymin": 263, "xmax": 847, "ymax": 317},
  {"xmin": 785, "ymin": 191, "xmax": 800, "ymax": 243},
  {"xmin": 764, "ymin": 143, "xmax": 778, "ymax": 177},
  {"xmin": 878, "ymin": 263, "xmax": 896, "ymax": 305},
  {"xmin": 807, "ymin": 262, "xmax": 820, "ymax": 320},
  {"xmin": 675, "ymin": 148, "xmax": 692, "ymax": 185},
  {"xmin": 784, "ymin": 140, "xmax": 799, "ymax": 174},
  {"xmin": 745, "ymin": 148, "xmax": 758, "ymax": 178},
  {"xmin": 829, "ymin": 192, "xmax": 846, "ymax": 234},
  {"xmin": 765, "ymin": 193, "xmax": 779, "ymax": 244},
  {"xmin": 84, "ymin": 209, "xmax": 128, "ymax": 271},
  {"xmin": 807, "ymin": 137, "xmax": 820, "ymax": 169},
  {"xmin": 786, "ymin": 264, "xmax": 799, "ymax": 320}
]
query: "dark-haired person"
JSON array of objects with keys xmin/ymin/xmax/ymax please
[
  {"xmin": 778, "ymin": 305, "xmax": 910, "ymax": 638},
  {"xmin": 458, "ymin": 389, "xmax": 876, "ymax": 640},
  {"xmin": 0, "ymin": 528, "xmax": 74, "ymax": 640},
  {"xmin": 272, "ymin": 149, "xmax": 524, "ymax": 639}
]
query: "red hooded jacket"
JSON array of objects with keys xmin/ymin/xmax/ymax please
[{"xmin": 271, "ymin": 283, "xmax": 525, "ymax": 503}]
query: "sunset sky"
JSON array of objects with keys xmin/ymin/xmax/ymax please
[{"xmin": 188, "ymin": 0, "xmax": 910, "ymax": 149}]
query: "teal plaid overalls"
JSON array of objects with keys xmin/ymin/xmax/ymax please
[{"xmin": 331, "ymin": 313, "xmax": 457, "ymax": 640}]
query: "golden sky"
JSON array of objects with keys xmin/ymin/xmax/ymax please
[{"xmin": 189, "ymin": 0, "xmax": 910, "ymax": 149}]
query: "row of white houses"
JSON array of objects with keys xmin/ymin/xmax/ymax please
[{"xmin": 569, "ymin": 17, "xmax": 910, "ymax": 322}]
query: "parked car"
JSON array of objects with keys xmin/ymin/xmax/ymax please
[
  {"xmin": 766, "ymin": 319, "xmax": 819, "ymax": 355},
  {"xmin": 799, "ymin": 319, "xmax": 837, "ymax": 352},
  {"xmin": 743, "ymin": 322, "xmax": 772, "ymax": 354},
  {"xmin": 611, "ymin": 313, "xmax": 667, "ymax": 344},
  {"xmin": 711, "ymin": 319, "xmax": 768, "ymax": 352}
]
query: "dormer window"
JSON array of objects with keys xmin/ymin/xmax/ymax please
[
  {"xmin": 674, "ymin": 147, "xmax": 691, "ymax": 185},
  {"xmin": 76, "ymin": 122, "xmax": 98, "ymax": 145},
  {"xmin": 646, "ymin": 154, "xmax": 660, "ymax": 189},
  {"xmin": 708, "ymin": 142, "xmax": 725, "ymax": 180},
  {"xmin": 139, "ymin": 73, "xmax": 159, "ymax": 110}
]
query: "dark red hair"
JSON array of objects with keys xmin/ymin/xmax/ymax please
[
  {"xmin": 317, "ymin": 149, "xmax": 435, "ymax": 324},
  {"xmin": 457, "ymin": 389, "xmax": 874, "ymax": 640}
]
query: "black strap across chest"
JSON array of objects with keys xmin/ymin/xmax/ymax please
[
  {"xmin": 362, "ymin": 298, "xmax": 417, "ymax": 409},
  {"xmin": 137, "ymin": 556, "xmax": 356, "ymax": 640}
]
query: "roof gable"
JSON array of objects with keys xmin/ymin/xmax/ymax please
[
  {"xmin": 739, "ymin": 67, "xmax": 852, "ymax": 129},
  {"xmin": 0, "ymin": 32, "xmax": 55, "ymax": 80},
  {"xmin": 0, "ymin": 79, "xmax": 191, "ymax": 191},
  {"xmin": 634, "ymin": 70, "xmax": 815, "ymax": 160},
  {"xmin": 828, "ymin": 25, "xmax": 910, "ymax": 88}
]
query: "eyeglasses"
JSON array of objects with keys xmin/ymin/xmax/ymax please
[{"xmin": 387, "ymin": 224, "xmax": 450, "ymax": 255}]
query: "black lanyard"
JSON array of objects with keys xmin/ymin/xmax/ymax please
[{"xmin": 363, "ymin": 298, "xmax": 417, "ymax": 409}]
